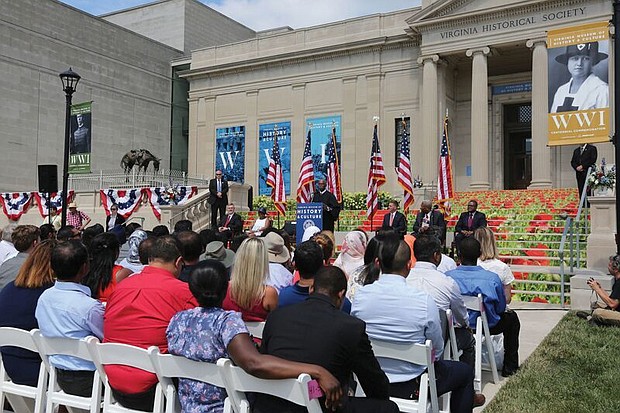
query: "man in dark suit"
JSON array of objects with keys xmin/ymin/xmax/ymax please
[
  {"xmin": 454, "ymin": 200, "xmax": 486, "ymax": 253},
  {"xmin": 208, "ymin": 170, "xmax": 229, "ymax": 230},
  {"xmin": 312, "ymin": 179, "xmax": 340, "ymax": 233},
  {"xmin": 217, "ymin": 203, "xmax": 243, "ymax": 242},
  {"xmin": 570, "ymin": 143, "xmax": 597, "ymax": 199},
  {"xmin": 412, "ymin": 200, "xmax": 446, "ymax": 244},
  {"xmin": 254, "ymin": 266, "xmax": 399, "ymax": 413},
  {"xmin": 381, "ymin": 200, "xmax": 407, "ymax": 237}
]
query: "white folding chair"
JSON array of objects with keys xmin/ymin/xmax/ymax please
[
  {"xmin": 31, "ymin": 330, "xmax": 102, "ymax": 413},
  {"xmin": 461, "ymin": 294, "xmax": 500, "ymax": 392},
  {"xmin": 217, "ymin": 358, "xmax": 322, "ymax": 413},
  {"xmin": 444, "ymin": 309, "xmax": 462, "ymax": 362},
  {"xmin": 85, "ymin": 339, "xmax": 164, "ymax": 413},
  {"xmin": 0, "ymin": 328, "xmax": 46, "ymax": 413},
  {"xmin": 244, "ymin": 321, "xmax": 265, "ymax": 340},
  {"xmin": 147, "ymin": 346, "xmax": 232, "ymax": 413},
  {"xmin": 370, "ymin": 339, "xmax": 447, "ymax": 413}
]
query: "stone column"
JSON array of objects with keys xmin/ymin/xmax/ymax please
[
  {"xmin": 466, "ymin": 47, "xmax": 490, "ymax": 190},
  {"xmin": 417, "ymin": 54, "xmax": 439, "ymax": 187},
  {"xmin": 527, "ymin": 38, "xmax": 553, "ymax": 189}
]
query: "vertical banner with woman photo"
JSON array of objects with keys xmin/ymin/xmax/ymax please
[
  {"xmin": 547, "ymin": 22, "xmax": 610, "ymax": 146},
  {"xmin": 258, "ymin": 122, "xmax": 291, "ymax": 196},
  {"xmin": 306, "ymin": 115, "xmax": 342, "ymax": 182},
  {"xmin": 69, "ymin": 102, "xmax": 92, "ymax": 173},
  {"xmin": 215, "ymin": 125, "xmax": 245, "ymax": 183}
]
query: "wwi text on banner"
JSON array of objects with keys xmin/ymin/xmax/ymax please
[
  {"xmin": 547, "ymin": 21, "xmax": 609, "ymax": 146},
  {"xmin": 69, "ymin": 102, "xmax": 92, "ymax": 173}
]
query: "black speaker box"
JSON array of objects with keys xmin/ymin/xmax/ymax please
[{"xmin": 38, "ymin": 164, "xmax": 58, "ymax": 193}]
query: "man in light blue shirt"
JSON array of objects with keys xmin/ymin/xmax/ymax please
[
  {"xmin": 446, "ymin": 237, "xmax": 520, "ymax": 378},
  {"xmin": 36, "ymin": 240, "xmax": 104, "ymax": 397},
  {"xmin": 352, "ymin": 235, "xmax": 483, "ymax": 412}
]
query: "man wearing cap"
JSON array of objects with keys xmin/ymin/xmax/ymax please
[
  {"xmin": 551, "ymin": 41, "xmax": 608, "ymax": 113},
  {"xmin": 67, "ymin": 202, "xmax": 91, "ymax": 231},
  {"xmin": 264, "ymin": 231, "xmax": 294, "ymax": 292},
  {"xmin": 217, "ymin": 203, "xmax": 243, "ymax": 242}
]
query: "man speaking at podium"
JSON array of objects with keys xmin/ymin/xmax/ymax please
[{"xmin": 312, "ymin": 179, "xmax": 340, "ymax": 233}]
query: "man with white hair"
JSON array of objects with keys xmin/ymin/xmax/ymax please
[{"xmin": 0, "ymin": 224, "xmax": 18, "ymax": 264}]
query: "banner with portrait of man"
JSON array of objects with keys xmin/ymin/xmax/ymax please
[
  {"xmin": 258, "ymin": 121, "xmax": 291, "ymax": 196},
  {"xmin": 69, "ymin": 101, "xmax": 92, "ymax": 173},
  {"xmin": 547, "ymin": 22, "xmax": 609, "ymax": 146},
  {"xmin": 215, "ymin": 125, "xmax": 245, "ymax": 183}
]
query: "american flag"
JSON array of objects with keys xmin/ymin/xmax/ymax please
[
  {"xmin": 367, "ymin": 124, "xmax": 386, "ymax": 218},
  {"xmin": 296, "ymin": 129, "xmax": 314, "ymax": 203},
  {"xmin": 326, "ymin": 126, "xmax": 342, "ymax": 203},
  {"xmin": 397, "ymin": 120, "xmax": 414, "ymax": 213},
  {"xmin": 437, "ymin": 116, "xmax": 454, "ymax": 201},
  {"xmin": 266, "ymin": 131, "xmax": 286, "ymax": 215}
]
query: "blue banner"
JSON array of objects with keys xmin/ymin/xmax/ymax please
[
  {"xmin": 306, "ymin": 115, "xmax": 341, "ymax": 182},
  {"xmin": 215, "ymin": 126, "xmax": 245, "ymax": 183},
  {"xmin": 258, "ymin": 122, "xmax": 291, "ymax": 196},
  {"xmin": 296, "ymin": 203, "xmax": 323, "ymax": 246}
]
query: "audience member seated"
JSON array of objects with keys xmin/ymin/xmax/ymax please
[
  {"xmin": 278, "ymin": 240, "xmax": 324, "ymax": 308},
  {"xmin": 301, "ymin": 225, "xmax": 320, "ymax": 242},
  {"xmin": 264, "ymin": 232, "xmax": 293, "ymax": 292},
  {"xmin": 577, "ymin": 255, "xmax": 620, "ymax": 327},
  {"xmin": 412, "ymin": 200, "xmax": 447, "ymax": 245},
  {"xmin": 347, "ymin": 233, "xmax": 387, "ymax": 300},
  {"xmin": 381, "ymin": 200, "xmax": 407, "ymax": 237},
  {"xmin": 198, "ymin": 229, "xmax": 218, "ymax": 252},
  {"xmin": 222, "ymin": 237, "xmax": 277, "ymax": 322},
  {"xmin": 35, "ymin": 240, "xmax": 104, "ymax": 396},
  {"xmin": 352, "ymin": 235, "xmax": 483, "ymax": 412},
  {"xmin": 255, "ymin": 265, "xmax": 399, "ymax": 413},
  {"xmin": 138, "ymin": 236, "xmax": 156, "ymax": 266},
  {"xmin": 116, "ymin": 222, "xmax": 142, "ymax": 263},
  {"xmin": 230, "ymin": 233, "xmax": 249, "ymax": 252},
  {"xmin": 167, "ymin": 260, "xmax": 342, "ymax": 413},
  {"xmin": 81, "ymin": 233, "xmax": 121, "ymax": 303},
  {"xmin": 474, "ymin": 227, "xmax": 514, "ymax": 304},
  {"xmin": 39, "ymin": 223, "xmax": 57, "ymax": 240},
  {"xmin": 116, "ymin": 229, "xmax": 148, "ymax": 280},
  {"xmin": 81, "ymin": 224, "xmax": 104, "ymax": 252},
  {"xmin": 176, "ymin": 231, "xmax": 205, "ymax": 282},
  {"xmin": 103, "ymin": 236, "xmax": 198, "ymax": 411},
  {"xmin": 151, "ymin": 225, "xmax": 170, "ymax": 237},
  {"xmin": 334, "ymin": 230, "xmax": 367, "ymax": 281},
  {"xmin": 202, "ymin": 241, "xmax": 235, "ymax": 276},
  {"xmin": 217, "ymin": 203, "xmax": 243, "ymax": 242},
  {"xmin": 446, "ymin": 237, "xmax": 520, "ymax": 377},
  {"xmin": 408, "ymin": 235, "xmax": 475, "ymax": 367},
  {"xmin": 0, "ymin": 225, "xmax": 41, "ymax": 291},
  {"xmin": 56, "ymin": 225, "xmax": 80, "ymax": 242},
  {"xmin": 0, "ymin": 239, "xmax": 57, "ymax": 386},
  {"xmin": 454, "ymin": 200, "xmax": 487, "ymax": 253},
  {"xmin": 173, "ymin": 219, "xmax": 193, "ymax": 234},
  {"xmin": 248, "ymin": 207, "xmax": 271, "ymax": 237},
  {"xmin": 0, "ymin": 224, "xmax": 18, "ymax": 264}
]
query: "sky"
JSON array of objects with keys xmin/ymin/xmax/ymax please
[{"xmin": 60, "ymin": 0, "xmax": 421, "ymax": 31}]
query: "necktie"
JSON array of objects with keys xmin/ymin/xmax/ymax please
[
  {"xmin": 390, "ymin": 213, "xmax": 394, "ymax": 226},
  {"xmin": 467, "ymin": 213, "xmax": 474, "ymax": 228},
  {"xmin": 217, "ymin": 179, "xmax": 221, "ymax": 192},
  {"xmin": 225, "ymin": 214, "xmax": 231, "ymax": 226}
]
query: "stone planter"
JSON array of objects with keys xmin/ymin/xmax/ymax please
[{"xmin": 592, "ymin": 187, "xmax": 615, "ymax": 197}]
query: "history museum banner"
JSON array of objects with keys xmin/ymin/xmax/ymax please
[
  {"xmin": 547, "ymin": 22, "xmax": 610, "ymax": 146},
  {"xmin": 259, "ymin": 122, "xmax": 291, "ymax": 196}
]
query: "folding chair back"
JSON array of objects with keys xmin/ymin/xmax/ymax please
[
  {"xmin": 147, "ymin": 346, "xmax": 230, "ymax": 413},
  {"xmin": 370, "ymin": 339, "xmax": 444, "ymax": 413},
  {"xmin": 217, "ymin": 358, "xmax": 322, "ymax": 413},
  {"xmin": 444, "ymin": 309, "xmax": 462, "ymax": 362},
  {"xmin": 244, "ymin": 321, "xmax": 265, "ymax": 340},
  {"xmin": 0, "ymin": 327, "xmax": 46, "ymax": 413},
  {"xmin": 461, "ymin": 294, "xmax": 500, "ymax": 391},
  {"xmin": 86, "ymin": 339, "xmax": 164, "ymax": 413},
  {"xmin": 31, "ymin": 330, "xmax": 102, "ymax": 413}
]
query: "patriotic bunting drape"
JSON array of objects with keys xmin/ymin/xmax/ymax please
[
  {"xmin": 266, "ymin": 131, "xmax": 286, "ymax": 216},
  {"xmin": 326, "ymin": 126, "xmax": 342, "ymax": 203},
  {"xmin": 146, "ymin": 186, "xmax": 197, "ymax": 220},
  {"xmin": 296, "ymin": 129, "xmax": 314, "ymax": 204},
  {"xmin": 34, "ymin": 191, "xmax": 74, "ymax": 218},
  {"xmin": 397, "ymin": 120, "xmax": 414, "ymax": 213},
  {"xmin": 0, "ymin": 192, "xmax": 33, "ymax": 221},
  {"xmin": 100, "ymin": 188, "xmax": 145, "ymax": 219},
  {"xmin": 367, "ymin": 124, "xmax": 386, "ymax": 218}
]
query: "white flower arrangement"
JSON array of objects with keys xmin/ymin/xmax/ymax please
[{"xmin": 587, "ymin": 158, "xmax": 616, "ymax": 190}]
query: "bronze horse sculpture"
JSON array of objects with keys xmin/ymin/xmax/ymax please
[{"xmin": 120, "ymin": 149, "xmax": 161, "ymax": 180}]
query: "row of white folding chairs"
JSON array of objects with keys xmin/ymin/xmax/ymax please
[{"xmin": 0, "ymin": 327, "xmax": 320, "ymax": 413}]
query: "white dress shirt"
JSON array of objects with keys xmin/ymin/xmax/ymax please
[
  {"xmin": 477, "ymin": 258, "xmax": 515, "ymax": 285},
  {"xmin": 351, "ymin": 273, "xmax": 443, "ymax": 382},
  {"xmin": 267, "ymin": 263, "xmax": 293, "ymax": 292},
  {"xmin": 408, "ymin": 261, "xmax": 469, "ymax": 327},
  {"xmin": 437, "ymin": 254, "xmax": 456, "ymax": 273},
  {"xmin": 0, "ymin": 241, "xmax": 17, "ymax": 264}
]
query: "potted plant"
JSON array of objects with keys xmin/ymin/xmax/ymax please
[{"xmin": 587, "ymin": 158, "xmax": 616, "ymax": 196}]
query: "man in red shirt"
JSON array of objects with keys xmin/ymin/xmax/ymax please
[{"xmin": 103, "ymin": 236, "xmax": 197, "ymax": 411}]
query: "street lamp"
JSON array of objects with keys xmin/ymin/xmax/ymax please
[{"xmin": 59, "ymin": 67, "xmax": 80, "ymax": 227}]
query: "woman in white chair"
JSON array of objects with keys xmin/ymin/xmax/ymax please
[
  {"xmin": 248, "ymin": 207, "xmax": 271, "ymax": 237},
  {"xmin": 474, "ymin": 227, "xmax": 514, "ymax": 304},
  {"xmin": 166, "ymin": 260, "xmax": 341, "ymax": 413}
]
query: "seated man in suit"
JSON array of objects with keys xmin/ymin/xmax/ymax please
[
  {"xmin": 217, "ymin": 203, "xmax": 243, "ymax": 242},
  {"xmin": 255, "ymin": 266, "xmax": 399, "ymax": 413},
  {"xmin": 412, "ymin": 200, "xmax": 446, "ymax": 244},
  {"xmin": 454, "ymin": 200, "xmax": 486, "ymax": 253},
  {"xmin": 381, "ymin": 200, "xmax": 407, "ymax": 237},
  {"xmin": 446, "ymin": 237, "xmax": 520, "ymax": 378}
]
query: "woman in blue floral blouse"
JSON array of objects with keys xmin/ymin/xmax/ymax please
[{"xmin": 166, "ymin": 260, "xmax": 342, "ymax": 413}]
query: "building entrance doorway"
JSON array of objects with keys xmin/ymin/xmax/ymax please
[{"xmin": 504, "ymin": 103, "xmax": 532, "ymax": 189}]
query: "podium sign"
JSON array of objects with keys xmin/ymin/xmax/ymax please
[{"xmin": 296, "ymin": 203, "xmax": 323, "ymax": 246}]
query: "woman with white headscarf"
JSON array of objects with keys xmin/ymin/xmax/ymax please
[
  {"xmin": 116, "ymin": 229, "xmax": 148, "ymax": 280},
  {"xmin": 334, "ymin": 230, "xmax": 367, "ymax": 300}
]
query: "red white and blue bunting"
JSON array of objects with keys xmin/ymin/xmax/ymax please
[
  {"xmin": 33, "ymin": 191, "xmax": 75, "ymax": 218},
  {"xmin": 0, "ymin": 192, "xmax": 33, "ymax": 221},
  {"xmin": 100, "ymin": 188, "xmax": 146, "ymax": 219},
  {"xmin": 146, "ymin": 186, "xmax": 197, "ymax": 220}
]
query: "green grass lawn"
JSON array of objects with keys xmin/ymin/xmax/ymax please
[{"xmin": 484, "ymin": 312, "xmax": 620, "ymax": 413}]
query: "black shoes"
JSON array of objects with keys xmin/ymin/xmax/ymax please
[
  {"xmin": 576, "ymin": 311, "xmax": 591, "ymax": 320},
  {"xmin": 501, "ymin": 367, "xmax": 519, "ymax": 377}
]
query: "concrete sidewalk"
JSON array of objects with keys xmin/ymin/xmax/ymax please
[{"xmin": 475, "ymin": 303, "xmax": 568, "ymax": 412}]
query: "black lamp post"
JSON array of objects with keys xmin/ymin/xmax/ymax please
[{"xmin": 59, "ymin": 68, "xmax": 81, "ymax": 227}]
